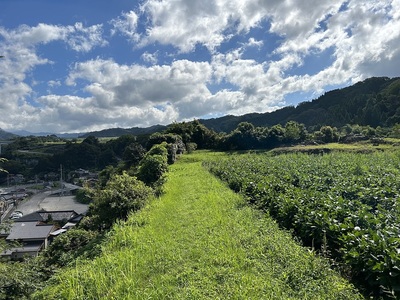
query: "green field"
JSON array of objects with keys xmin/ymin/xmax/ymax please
[
  {"xmin": 205, "ymin": 150, "xmax": 400, "ymax": 298},
  {"xmin": 34, "ymin": 151, "xmax": 361, "ymax": 299}
]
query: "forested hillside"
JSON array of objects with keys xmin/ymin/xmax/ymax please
[
  {"xmin": 201, "ymin": 77, "xmax": 400, "ymax": 132},
  {"xmin": 79, "ymin": 124, "xmax": 167, "ymax": 138}
]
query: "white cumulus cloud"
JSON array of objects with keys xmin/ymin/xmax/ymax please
[{"xmin": 0, "ymin": 0, "xmax": 399, "ymax": 133}]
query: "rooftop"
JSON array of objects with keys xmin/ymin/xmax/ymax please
[
  {"xmin": 15, "ymin": 210, "xmax": 78, "ymax": 223},
  {"xmin": 6, "ymin": 222, "xmax": 54, "ymax": 240}
]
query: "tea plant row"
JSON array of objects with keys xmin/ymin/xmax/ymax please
[{"xmin": 204, "ymin": 152, "xmax": 400, "ymax": 298}]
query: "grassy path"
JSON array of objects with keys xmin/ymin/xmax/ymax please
[{"xmin": 35, "ymin": 152, "xmax": 361, "ymax": 299}]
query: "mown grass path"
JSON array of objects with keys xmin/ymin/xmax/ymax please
[{"xmin": 35, "ymin": 152, "xmax": 362, "ymax": 300}]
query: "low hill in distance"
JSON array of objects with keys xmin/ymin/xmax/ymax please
[
  {"xmin": 0, "ymin": 128, "xmax": 18, "ymax": 140},
  {"xmin": 10, "ymin": 130, "xmax": 84, "ymax": 139},
  {"xmin": 78, "ymin": 124, "xmax": 167, "ymax": 138}
]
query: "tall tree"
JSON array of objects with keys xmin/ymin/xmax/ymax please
[{"xmin": 284, "ymin": 121, "xmax": 307, "ymax": 143}]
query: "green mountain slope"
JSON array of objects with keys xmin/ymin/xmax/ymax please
[
  {"xmin": 35, "ymin": 152, "xmax": 361, "ymax": 300},
  {"xmin": 201, "ymin": 76, "xmax": 400, "ymax": 132}
]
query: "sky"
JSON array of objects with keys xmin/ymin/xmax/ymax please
[{"xmin": 0, "ymin": 0, "xmax": 399, "ymax": 134}]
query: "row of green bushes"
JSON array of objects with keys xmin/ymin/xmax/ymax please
[{"xmin": 205, "ymin": 151, "xmax": 400, "ymax": 299}]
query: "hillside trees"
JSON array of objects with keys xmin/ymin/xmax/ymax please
[
  {"xmin": 52, "ymin": 136, "xmax": 102, "ymax": 170},
  {"xmin": 198, "ymin": 77, "xmax": 400, "ymax": 131},
  {"xmin": 146, "ymin": 132, "xmax": 185, "ymax": 164},
  {"xmin": 267, "ymin": 124, "xmax": 286, "ymax": 147},
  {"xmin": 165, "ymin": 120, "xmax": 218, "ymax": 149},
  {"xmin": 122, "ymin": 142, "xmax": 146, "ymax": 168},
  {"xmin": 0, "ymin": 259, "xmax": 46, "ymax": 300},
  {"xmin": 25, "ymin": 134, "xmax": 144, "ymax": 178},
  {"xmin": 221, "ymin": 122, "xmax": 259, "ymax": 150},
  {"xmin": 219, "ymin": 121, "xmax": 308, "ymax": 150},
  {"xmin": 106, "ymin": 134, "xmax": 137, "ymax": 158},
  {"xmin": 390, "ymin": 123, "xmax": 400, "ymax": 138}
]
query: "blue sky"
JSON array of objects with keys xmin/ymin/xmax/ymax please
[{"xmin": 0, "ymin": 0, "xmax": 399, "ymax": 133}]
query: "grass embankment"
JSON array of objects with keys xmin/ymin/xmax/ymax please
[{"xmin": 34, "ymin": 151, "xmax": 362, "ymax": 300}]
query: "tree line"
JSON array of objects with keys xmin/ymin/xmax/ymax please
[{"xmin": 1, "ymin": 120, "xmax": 400, "ymax": 184}]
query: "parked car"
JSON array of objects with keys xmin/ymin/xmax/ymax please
[{"xmin": 10, "ymin": 210, "xmax": 23, "ymax": 220}]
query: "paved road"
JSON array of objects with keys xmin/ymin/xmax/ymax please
[
  {"xmin": 16, "ymin": 190, "xmax": 51, "ymax": 215},
  {"xmin": 15, "ymin": 185, "xmax": 88, "ymax": 216},
  {"xmin": 2, "ymin": 183, "xmax": 89, "ymax": 222}
]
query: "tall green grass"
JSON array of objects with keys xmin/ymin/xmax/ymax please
[{"xmin": 34, "ymin": 151, "xmax": 362, "ymax": 299}]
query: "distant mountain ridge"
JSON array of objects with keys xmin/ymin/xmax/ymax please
[
  {"xmin": 7, "ymin": 125, "xmax": 167, "ymax": 139},
  {"xmin": 9, "ymin": 130, "xmax": 84, "ymax": 138},
  {"xmin": 79, "ymin": 124, "xmax": 168, "ymax": 138},
  {"xmin": 0, "ymin": 128, "xmax": 18, "ymax": 140}
]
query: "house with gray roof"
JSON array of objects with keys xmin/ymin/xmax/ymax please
[
  {"xmin": 15, "ymin": 209, "xmax": 79, "ymax": 224},
  {"xmin": 1, "ymin": 221, "xmax": 55, "ymax": 260},
  {"xmin": 1, "ymin": 209, "xmax": 84, "ymax": 259}
]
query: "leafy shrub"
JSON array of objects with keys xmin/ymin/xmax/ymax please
[
  {"xmin": 137, "ymin": 143, "xmax": 168, "ymax": 186},
  {"xmin": 41, "ymin": 229, "xmax": 100, "ymax": 268},
  {"xmin": 85, "ymin": 172, "xmax": 153, "ymax": 231},
  {"xmin": 75, "ymin": 188, "xmax": 93, "ymax": 204},
  {"xmin": 186, "ymin": 142, "xmax": 197, "ymax": 153},
  {"xmin": 0, "ymin": 260, "xmax": 45, "ymax": 300}
]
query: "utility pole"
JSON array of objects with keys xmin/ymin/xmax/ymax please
[{"xmin": 60, "ymin": 164, "xmax": 63, "ymax": 196}]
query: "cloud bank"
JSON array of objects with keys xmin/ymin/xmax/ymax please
[{"xmin": 0, "ymin": 0, "xmax": 399, "ymax": 133}]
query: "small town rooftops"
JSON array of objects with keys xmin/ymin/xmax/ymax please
[{"xmin": 6, "ymin": 222, "xmax": 54, "ymax": 241}]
